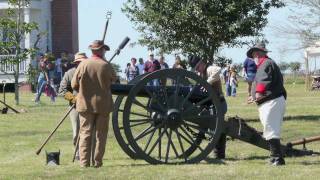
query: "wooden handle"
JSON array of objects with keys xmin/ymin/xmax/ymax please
[
  {"xmin": 35, "ymin": 104, "xmax": 75, "ymax": 155},
  {"xmin": 289, "ymin": 135, "xmax": 320, "ymax": 146},
  {"xmin": 0, "ymin": 100, "xmax": 19, "ymax": 113}
]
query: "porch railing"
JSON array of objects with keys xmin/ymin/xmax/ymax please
[{"xmin": 0, "ymin": 55, "xmax": 28, "ymax": 74}]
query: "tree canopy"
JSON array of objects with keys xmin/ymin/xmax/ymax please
[
  {"xmin": 289, "ymin": 61, "xmax": 301, "ymax": 73},
  {"xmin": 123, "ymin": 0, "xmax": 284, "ymax": 63},
  {"xmin": 275, "ymin": 0, "xmax": 320, "ymax": 49}
]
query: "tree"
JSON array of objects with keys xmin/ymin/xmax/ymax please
[
  {"xmin": 278, "ymin": 61, "xmax": 289, "ymax": 74},
  {"xmin": 275, "ymin": 0, "xmax": 320, "ymax": 49},
  {"xmin": 288, "ymin": 61, "xmax": 301, "ymax": 83},
  {"xmin": 0, "ymin": 0, "xmax": 39, "ymax": 105},
  {"xmin": 123, "ymin": 0, "xmax": 284, "ymax": 63},
  {"xmin": 215, "ymin": 56, "xmax": 232, "ymax": 68},
  {"xmin": 111, "ymin": 63, "xmax": 122, "ymax": 73},
  {"xmin": 289, "ymin": 61, "xmax": 301, "ymax": 73}
]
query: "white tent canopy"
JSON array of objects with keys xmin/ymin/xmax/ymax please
[
  {"xmin": 305, "ymin": 41, "xmax": 320, "ymax": 58},
  {"xmin": 304, "ymin": 41, "xmax": 320, "ymax": 90}
]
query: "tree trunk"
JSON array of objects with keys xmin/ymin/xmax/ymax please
[{"xmin": 14, "ymin": 64, "xmax": 20, "ymax": 105}]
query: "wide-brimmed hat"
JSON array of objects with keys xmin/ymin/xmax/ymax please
[
  {"xmin": 88, "ymin": 40, "xmax": 110, "ymax": 51},
  {"xmin": 207, "ymin": 64, "xmax": 221, "ymax": 84},
  {"xmin": 246, "ymin": 42, "xmax": 269, "ymax": 58},
  {"xmin": 73, "ymin": 52, "xmax": 87, "ymax": 63}
]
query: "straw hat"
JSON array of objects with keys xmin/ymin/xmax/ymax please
[
  {"xmin": 88, "ymin": 40, "xmax": 110, "ymax": 51},
  {"xmin": 207, "ymin": 64, "xmax": 221, "ymax": 84},
  {"xmin": 73, "ymin": 52, "xmax": 87, "ymax": 63}
]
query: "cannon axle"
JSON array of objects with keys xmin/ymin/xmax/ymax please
[{"xmin": 166, "ymin": 109, "xmax": 182, "ymax": 130}]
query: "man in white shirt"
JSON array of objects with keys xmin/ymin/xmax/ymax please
[{"xmin": 137, "ymin": 58, "xmax": 145, "ymax": 75}]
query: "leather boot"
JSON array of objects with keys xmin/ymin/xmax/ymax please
[
  {"xmin": 213, "ymin": 133, "xmax": 226, "ymax": 159},
  {"xmin": 268, "ymin": 139, "xmax": 285, "ymax": 166}
]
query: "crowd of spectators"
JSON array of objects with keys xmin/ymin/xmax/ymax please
[
  {"xmin": 124, "ymin": 52, "xmax": 186, "ymax": 83},
  {"xmin": 122, "ymin": 52, "xmax": 247, "ymax": 98}
]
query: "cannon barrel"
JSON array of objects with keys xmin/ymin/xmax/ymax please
[{"xmin": 111, "ymin": 84, "xmax": 209, "ymax": 103}]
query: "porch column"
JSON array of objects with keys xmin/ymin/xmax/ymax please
[{"xmin": 23, "ymin": 8, "xmax": 31, "ymax": 74}]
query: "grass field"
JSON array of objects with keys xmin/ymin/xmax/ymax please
[{"xmin": 0, "ymin": 81, "xmax": 320, "ymax": 179}]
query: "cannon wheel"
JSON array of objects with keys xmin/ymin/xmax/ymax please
[
  {"xmin": 112, "ymin": 74, "xmax": 150, "ymax": 159},
  {"xmin": 112, "ymin": 96, "xmax": 137, "ymax": 159},
  {"xmin": 123, "ymin": 69, "xmax": 224, "ymax": 164}
]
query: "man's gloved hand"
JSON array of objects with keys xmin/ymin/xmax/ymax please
[
  {"xmin": 64, "ymin": 91, "xmax": 76, "ymax": 104},
  {"xmin": 247, "ymin": 96, "xmax": 254, "ymax": 104}
]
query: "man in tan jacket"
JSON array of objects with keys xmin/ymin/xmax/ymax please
[{"xmin": 71, "ymin": 40, "xmax": 116, "ymax": 168}]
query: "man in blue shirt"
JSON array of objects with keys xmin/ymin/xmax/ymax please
[{"xmin": 243, "ymin": 58, "xmax": 257, "ymax": 96}]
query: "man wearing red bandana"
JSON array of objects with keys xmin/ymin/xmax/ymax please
[
  {"xmin": 247, "ymin": 42, "xmax": 287, "ymax": 166},
  {"xmin": 72, "ymin": 40, "xmax": 117, "ymax": 168}
]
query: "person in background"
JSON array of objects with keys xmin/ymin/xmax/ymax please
[
  {"xmin": 144, "ymin": 52, "xmax": 161, "ymax": 85},
  {"xmin": 194, "ymin": 59, "xmax": 207, "ymax": 78},
  {"xmin": 128, "ymin": 58, "xmax": 139, "ymax": 81},
  {"xmin": 60, "ymin": 51, "xmax": 69, "ymax": 77},
  {"xmin": 144, "ymin": 52, "xmax": 161, "ymax": 73},
  {"xmin": 55, "ymin": 54, "xmax": 63, "ymax": 89},
  {"xmin": 172, "ymin": 55, "xmax": 186, "ymax": 69},
  {"xmin": 137, "ymin": 58, "xmax": 145, "ymax": 75},
  {"xmin": 221, "ymin": 65, "xmax": 229, "ymax": 84},
  {"xmin": 229, "ymin": 66, "xmax": 238, "ymax": 97},
  {"xmin": 46, "ymin": 56, "xmax": 57, "ymax": 102},
  {"xmin": 243, "ymin": 57, "xmax": 257, "ymax": 96},
  {"xmin": 159, "ymin": 55, "xmax": 169, "ymax": 70},
  {"xmin": 124, "ymin": 63, "xmax": 130, "ymax": 82},
  {"xmin": 34, "ymin": 54, "xmax": 49, "ymax": 103},
  {"xmin": 59, "ymin": 52, "xmax": 88, "ymax": 161},
  {"xmin": 247, "ymin": 42, "xmax": 287, "ymax": 166},
  {"xmin": 188, "ymin": 55, "xmax": 201, "ymax": 72},
  {"xmin": 223, "ymin": 65, "xmax": 232, "ymax": 97}
]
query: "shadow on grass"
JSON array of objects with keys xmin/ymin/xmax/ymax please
[
  {"xmin": 101, "ymin": 157, "xmax": 228, "ymax": 166},
  {"xmin": 244, "ymin": 115, "xmax": 320, "ymax": 122},
  {"xmin": 204, "ymin": 157, "xmax": 227, "ymax": 164},
  {"xmin": 222, "ymin": 155, "xmax": 269, "ymax": 162},
  {"xmin": 299, "ymin": 161, "xmax": 320, "ymax": 165},
  {"xmin": 104, "ymin": 163, "xmax": 151, "ymax": 168}
]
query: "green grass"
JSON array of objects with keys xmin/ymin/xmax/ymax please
[{"xmin": 1, "ymin": 82, "xmax": 320, "ymax": 179}]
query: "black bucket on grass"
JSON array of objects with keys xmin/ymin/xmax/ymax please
[{"xmin": 46, "ymin": 150, "xmax": 60, "ymax": 165}]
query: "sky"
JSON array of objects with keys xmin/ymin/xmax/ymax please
[{"xmin": 78, "ymin": 1, "xmax": 310, "ymax": 76}]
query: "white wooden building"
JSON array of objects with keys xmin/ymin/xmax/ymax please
[{"xmin": 0, "ymin": 0, "xmax": 78, "ymax": 84}]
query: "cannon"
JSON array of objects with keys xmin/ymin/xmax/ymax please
[{"xmin": 111, "ymin": 68, "xmax": 319, "ymax": 164}]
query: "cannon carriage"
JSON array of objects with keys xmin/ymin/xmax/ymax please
[
  {"xmin": 36, "ymin": 68, "xmax": 319, "ymax": 164},
  {"xmin": 111, "ymin": 68, "xmax": 318, "ymax": 164}
]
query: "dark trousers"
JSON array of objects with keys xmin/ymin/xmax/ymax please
[{"xmin": 214, "ymin": 133, "xmax": 226, "ymax": 158}]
